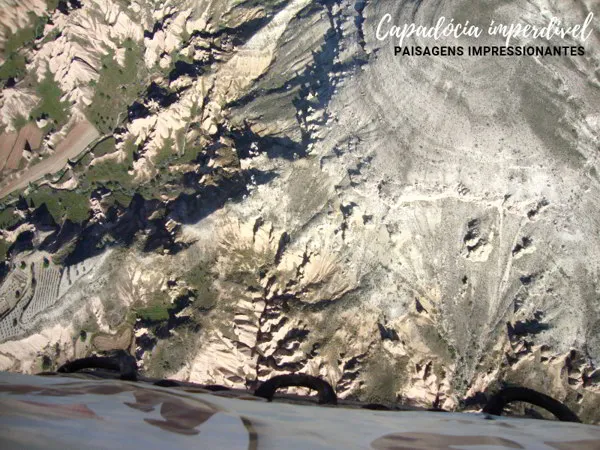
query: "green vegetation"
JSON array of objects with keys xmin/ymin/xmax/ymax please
[
  {"xmin": 184, "ymin": 263, "xmax": 218, "ymax": 310},
  {"xmin": 171, "ymin": 49, "xmax": 194, "ymax": 66},
  {"xmin": 0, "ymin": 239, "xmax": 8, "ymax": 261},
  {"xmin": 0, "ymin": 13, "xmax": 47, "ymax": 82},
  {"xmin": 134, "ymin": 139, "xmax": 206, "ymax": 201},
  {"xmin": 357, "ymin": 351, "xmax": 410, "ymax": 404},
  {"xmin": 0, "ymin": 53, "xmax": 26, "ymax": 82},
  {"xmin": 71, "ymin": 153, "xmax": 94, "ymax": 175},
  {"xmin": 49, "ymin": 166, "xmax": 73, "ymax": 185},
  {"xmin": 87, "ymin": 156, "xmax": 134, "ymax": 187},
  {"xmin": 75, "ymin": 315, "xmax": 100, "ymax": 342},
  {"xmin": 28, "ymin": 186, "xmax": 90, "ymax": 223},
  {"xmin": 134, "ymin": 289, "xmax": 175, "ymax": 323},
  {"xmin": 69, "ymin": 140, "xmax": 137, "ymax": 208},
  {"xmin": 144, "ymin": 332, "xmax": 197, "ymax": 378},
  {"xmin": 40, "ymin": 28, "xmax": 61, "ymax": 45},
  {"xmin": 0, "ymin": 1, "xmax": 66, "ymax": 83},
  {"xmin": 52, "ymin": 239, "xmax": 76, "ymax": 265},
  {"xmin": 85, "ymin": 139, "xmax": 138, "ymax": 206},
  {"xmin": 13, "ymin": 114, "xmax": 28, "ymax": 130},
  {"xmin": 153, "ymin": 136, "xmax": 177, "ymax": 167},
  {"xmin": 0, "ymin": 207, "xmax": 19, "ymax": 228},
  {"xmin": 30, "ymin": 70, "xmax": 69, "ymax": 128},
  {"xmin": 92, "ymin": 137, "xmax": 117, "ymax": 157},
  {"xmin": 110, "ymin": 190, "xmax": 134, "ymax": 207},
  {"xmin": 83, "ymin": 135, "xmax": 205, "ymax": 203},
  {"xmin": 41, "ymin": 355, "xmax": 52, "ymax": 371},
  {"xmin": 3, "ymin": 14, "xmax": 47, "ymax": 54},
  {"xmin": 136, "ymin": 304, "xmax": 170, "ymax": 321},
  {"xmin": 87, "ymin": 38, "xmax": 146, "ymax": 134}
]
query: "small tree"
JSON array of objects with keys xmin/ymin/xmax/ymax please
[{"xmin": 41, "ymin": 355, "xmax": 52, "ymax": 371}]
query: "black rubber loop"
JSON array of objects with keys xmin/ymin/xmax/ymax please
[
  {"xmin": 362, "ymin": 403, "xmax": 390, "ymax": 411},
  {"xmin": 204, "ymin": 385, "xmax": 231, "ymax": 392},
  {"xmin": 152, "ymin": 381, "xmax": 230, "ymax": 391},
  {"xmin": 57, "ymin": 352, "xmax": 137, "ymax": 381},
  {"xmin": 482, "ymin": 387, "xmax": 581, "ymax": 423},
  {"xmin": 154, "ymin": 379, "xmax": 181, "ymax": 387},
  {"xmin": 254, "ymin": 374, "xmax": 337, "ymax": 405}
]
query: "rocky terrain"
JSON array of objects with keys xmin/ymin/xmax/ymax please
[{"xmin": 0, "ymin": 0, "xmax": 600, "ymax": 423}]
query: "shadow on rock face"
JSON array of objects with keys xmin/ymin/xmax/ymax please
[
  {"xmin": 57, "ymin": 0, "xmax": 83, "ymax": 15},
  {"xmin": 8, "ymin": 230, "xmax": 35, "ymax": 256}
]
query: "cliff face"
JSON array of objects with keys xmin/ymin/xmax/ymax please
[{"xmin": 1, "ymin": 0, "xmax": 600, "ymax": 423}]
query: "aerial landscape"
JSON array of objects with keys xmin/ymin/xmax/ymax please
[{"xmin": 0, "ymin": 0, "xmax": 599, "ymax": 424}]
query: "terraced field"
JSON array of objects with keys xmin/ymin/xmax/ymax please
[
  {"xmin": 0, "ymin": 252, "xmax": 108, "ymax": 342},
  {"xmin": 21, "ymin": 265, "xmax": 61, "ymax": 323},
  {"xmin": 0, "ymin": 265, "xmax": 28, "ymax": 316}
]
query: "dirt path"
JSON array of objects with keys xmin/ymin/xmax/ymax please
[
  {"xmin": 0, "ymin": 124, "xmax": 44, "ymax": 172},
  {"xmin": 0, "ymin": 121, "xmax": 99, "ymax": 198}
]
